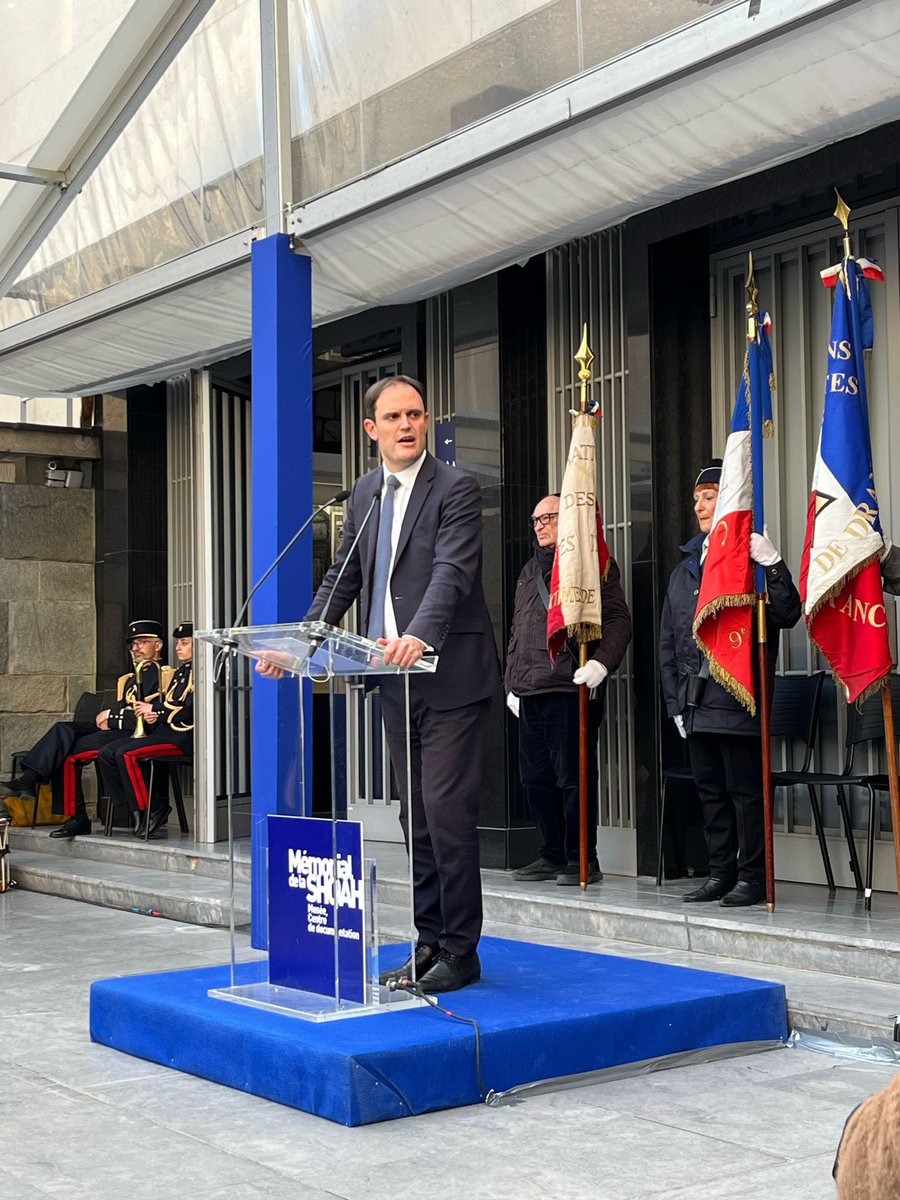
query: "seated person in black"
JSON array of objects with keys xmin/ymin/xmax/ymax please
[
  {"xmin": 97, "ymin": 622, "xmax": 193, "ymax": 837},
  {"xmin": 0, "ymin": 620, "xmax": 171, "ymax": 839}
]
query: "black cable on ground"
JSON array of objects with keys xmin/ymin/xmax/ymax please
[{"xmin": 391, "ymin": 979, "xmax": 487, "ymax": 1100}]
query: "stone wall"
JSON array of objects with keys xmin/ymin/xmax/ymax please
[{"xmin": 0, "ymin": 484, "xmax": 95, "ymax": 775}]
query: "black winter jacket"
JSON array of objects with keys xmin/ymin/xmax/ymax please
[
  {"xmin": 505, "ymin": 548, "xmax": 632, "ymax": 696},
  {"xmin": 659, "ymin": 532, "xmax": 801, "ymax": 736}
]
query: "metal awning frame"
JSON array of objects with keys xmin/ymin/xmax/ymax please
[{"xmin": 0, "ymin": 0, "xmax": 217, "ymax": 302}]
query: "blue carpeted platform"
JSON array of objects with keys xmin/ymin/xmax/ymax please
[{"xmin": 90, "ymin": 936, "xmax": 787, "ymax": 1126}]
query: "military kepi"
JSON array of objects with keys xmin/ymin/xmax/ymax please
[
  {"xmin": 126, "ymin": 619, "xmax": 164, "ymax": 642},
  {"xmin": 172, "ymin": 621, "xmax": 193, "ymax": 639},
  {"xmin": 694, "ymin": 458, "xmax": 722, "ymax": 489}
]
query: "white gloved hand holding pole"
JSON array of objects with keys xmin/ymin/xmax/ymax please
[
  {"xmin": 506, "ymin": 692, "xmax": 520, "ymax": 719},
  {"xmin": 749, "ymin": 531, "xmax": 782, "ymax": 567},
  {"xmin": 673, "ymin": 714, "xmax": 687, "ymax": 739},
  {"xmin": 573, "ymin": 660, "xmax": 608, "ymax": 689}
]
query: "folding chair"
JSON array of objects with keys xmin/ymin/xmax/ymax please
[
  {"xmin": 777, "ymin": 675, "xmax": 900, "ymax": 907},
  {"xmin": 769, "ymin": 672, "xmax": 834, "ymax": 892}
]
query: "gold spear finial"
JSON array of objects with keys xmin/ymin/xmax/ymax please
[
  {"xmin": 834, "ymin": 189, "xmax": 852, "ymax": 260},
  {"xmin": 575, "ymin": 323, "xmax": 594, "ymax": 413},
  {"xmin": 745, "ymin": 252, "xmax": 759, "ymax": 339}
]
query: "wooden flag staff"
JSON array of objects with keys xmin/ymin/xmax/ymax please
[{"xmin": 835, "ymin": 192, "xmax": 900, "ymax": 904}]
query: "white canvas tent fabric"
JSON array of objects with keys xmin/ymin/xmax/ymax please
[{"xmin": 0, "ymin": 0, "xmax": 899, "ymax": 394}]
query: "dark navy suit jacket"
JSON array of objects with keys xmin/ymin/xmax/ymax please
[{"xmin": 307, "ymin": 452, "xmax": 500, "ymax": 711}]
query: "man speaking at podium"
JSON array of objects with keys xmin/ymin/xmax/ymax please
[{"xmin": 307, "ymin": 376, "xmax": 499, "ymax": 993}]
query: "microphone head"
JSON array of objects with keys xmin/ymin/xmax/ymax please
[{"xmin": 334, "ymin": 489, "xmax": 351, "ymax": 503}]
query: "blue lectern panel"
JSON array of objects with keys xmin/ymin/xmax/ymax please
[{"xmin": 268, "ymin": 815, "xmax": 366, "ymax": 1005}]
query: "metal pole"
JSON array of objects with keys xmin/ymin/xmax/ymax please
[
  {"xmin": 259, "ymin": 0, "xmax": 293, "ymax": 237},
  {"xmin": 746, "ymin": 255, "xmax": 776, "ymax": 912}
]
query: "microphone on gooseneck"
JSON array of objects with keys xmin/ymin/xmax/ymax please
[
  {"xmin": 233, "ymin": 490, "xmax": 351, "ymax": 630},
  {"xmin": 320, "ymin": 490, "xmax": 380, "ymax": 627}
]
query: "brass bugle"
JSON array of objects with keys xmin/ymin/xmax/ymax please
[{"xmin": 132, "ymin": 658, "xmax": 157, "ymax": 738}]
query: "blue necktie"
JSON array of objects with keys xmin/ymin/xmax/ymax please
[{"xmin": 367, "ymin": 474, "xmax": 400, "ymax": 641}]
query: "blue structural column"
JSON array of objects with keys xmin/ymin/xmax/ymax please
[{"xmin": 250, "ymin": 233, "xmax": 313, "ymax": 948}]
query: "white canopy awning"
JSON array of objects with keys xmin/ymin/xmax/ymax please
[{"xmin": 0, "ymin": 0, "xmax": 897, "ymax": 394}]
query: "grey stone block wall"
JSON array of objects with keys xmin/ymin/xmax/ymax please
[{"xmin": 0, "ymin": 484, "xmax": 95, "ymax": 777}]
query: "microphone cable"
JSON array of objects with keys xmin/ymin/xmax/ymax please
[{"xmin": 389, "ymin": 978, "xmax": 487, "ymax": 1101}]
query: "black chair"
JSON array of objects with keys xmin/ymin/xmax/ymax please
[
  {"xmin": 656, "ymin": 672, "xmax": 832, "ymax": 891},
  {"xmin": 103, "ymin": 752, "xmax": 191, "ymax": 838},
  {"xmin": 769, "ymin": 672, "xmax": 835, "ymax": 893},
  {"xmin": 145, "ymin": 754, "xmax": 191, "ymax": 838},
  {"xmin": 12, "ymin": 691, "xmax": 110, "ymax": 828},
  {"xmin": 655, "ymin": 757, "xmax": 694, "ymax": 888},
  {"xmin": 776, "ymin": 674, "xmax": 900, "ymax": 908}
]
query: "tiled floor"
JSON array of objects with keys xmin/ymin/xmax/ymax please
[{"xmin": 1, "ymin": 887, "xmax": 898, "ymax": 1199}]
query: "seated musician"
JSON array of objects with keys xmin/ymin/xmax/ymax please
[{"xmin": 97, "ymin": 622, "xmax": 194, "ymax": 837}]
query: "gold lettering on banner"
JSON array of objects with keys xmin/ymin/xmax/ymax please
[
  {"xmin": 550, "ymin": 586, "xmax": 597, "ymax": 607},
  {"xmin": 728, "ymin": 629, "xmax": 746, "ymax": 649},
  {"xmin": 814, "ymin": 540, "xmax": 849, "ymax": 572},
  {"xmin": 828, "ymin": 371, "xmax": 860, "ymax": 396},
  {"xmin": 563, "ymin": 491, "xmax": 596, "ymax": 508},
  {"xmin": 716, "ymin": 519, "xmax": 728, "ymax": 547},
  {"xmin": 570, "ymin": 443, "xmax": 595, "ymax": 463},
  {"xmin": 829, "ymin": 339, "xmax": 852, "ymax": 361},
  {"xmin": 837, "ymin": 595, "xmax": 887, "ymax": 627}
]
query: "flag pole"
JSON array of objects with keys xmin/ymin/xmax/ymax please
[
  {"xmin": 835, "ymin": 191, "xmax": 900, "ymax": 903},
  {"xmin": 575, "ymin": 326, "xmax": 594, "ymax": 892},
  {"xmin": 745, "ymin": 255, "xmax": 776, "ymax": 913}
]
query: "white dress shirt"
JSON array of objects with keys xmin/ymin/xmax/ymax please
[{"xmin": 379, "ymin": 451, "xmax": 427, "ymax": 641}]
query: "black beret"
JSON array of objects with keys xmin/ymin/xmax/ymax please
[
  {"xmin": 126, "ymin": 619, "xmax": 164, "ymax": 642},
  {"xmin": 694, "ymin": 458, "xmax": 723, "ymax": 489},
  {"xmin": 172, "ymin": 621, "xmax": 193, "ymax": 639}
]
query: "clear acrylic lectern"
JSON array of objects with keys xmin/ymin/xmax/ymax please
[{"xmin": 195, "ymin": 620, "xmax": 437, "ymax": 1021}]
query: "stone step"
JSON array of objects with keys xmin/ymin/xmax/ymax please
[
  {"xmin": 380, "ymin": 869, "xmax": 900, "ymax": 988},
  {"xmin": 9, "ymin": 826, "xmax": 251, "ymax": 884},
  {"xmin": 8, "ymin": 839, "xmax": 895, "ymax": 1045},
  {"xmin": 375, "ymin": 906, "xmax": 899, "ymax": 1044},
  {"xmin": 10, "ymin": 849, "xmax": 251, "ymax": 927}
]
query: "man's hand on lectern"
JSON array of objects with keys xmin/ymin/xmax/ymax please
[
  {"xmin": 377, "ymin": 634, "xmax": 425, "ymax": 670},
  {"xmin": 254, "ymin": 650, "xmax": 296, "ymax": 680}
]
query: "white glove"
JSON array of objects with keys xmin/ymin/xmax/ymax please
[
  {"xmin": 506, "ymin": 692, "xmax": 520, "ymax": 718},
  {"xmin": 749, "ymin": 532, "xmax": 781, "ymax": 567},
  {"xmin": 573, "ymin": 661, "xmax": 608, "ymax": 689},
  {"xmin": 673, "ymin": 714, "xmax": 687, "ymax": 739}
]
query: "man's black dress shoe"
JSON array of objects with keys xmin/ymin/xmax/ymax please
[
  {"xmin": 2, "ymin": 777, "xmax": 37, "ymax": 802},
  {"xmin": 132, "ymin": 810, "xmax": 147, "ymax": 836},
  {"xmin": 720, "ymin": 880, "xmax": 765, "ymax": 907},
  {"xmin": 49, "ymin": 815, "xmax": 92, "ymax": 839},
  {"xmin": 417, "ymin": 950, "xmax": 481, "ymax": 995},
  {"xmin": 683, "ymin": 876, "xmax": 734, "ymax": 903},
  {"xmin": 379, "ymin": 943, "xmax": 440, "ymax": 987},
  {"xmin": 145, "ymin": 806, "xmax": 171, "ymax": 838}
]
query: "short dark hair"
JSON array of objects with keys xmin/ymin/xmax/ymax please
[{"xmin": 363, "ymin": 375, "xmax": 426, "ymax": 422}]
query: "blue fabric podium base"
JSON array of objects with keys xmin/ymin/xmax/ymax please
[{"xmin": 89, "ymin": 936, "xmax": 787, "ymax": 1126}]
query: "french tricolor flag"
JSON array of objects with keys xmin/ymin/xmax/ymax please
[
  {"xmin": 693, "ymin": 314, "xmax": 774, "ymax": 715},
  {"xmin": 800, "ymin": 257, "xmax": 891, "ymax": 704}
]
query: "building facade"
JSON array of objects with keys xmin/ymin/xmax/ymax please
[{"xmin": 0, "ymin": 0, "xmax": 898, "ymax": 891}]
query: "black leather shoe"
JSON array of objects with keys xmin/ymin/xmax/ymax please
[
  {"xmin": 145, "ymin": 806, "xmax": 171, "ymax": 838},
  {"xmin": 513, "ymin": 857, "xmax": 564, "ymax": 881},
  {"xmin": 557, "ymin": 863, "xmax": 603, "ymax": 886},
  {"xmin": 720, "ymin": 880, "xmax": 766, "ymax": 907},
  {"xmin": 683, "ymin": 876, "xmax": 734, "ymax": 903},
  {"xmin": 379, "ymin": 943, "xmax": 440, "ymax": 986},
  {"xmin": 132, "ymin": 810, "xmax": 147, "ymax": 836},
  {"xmin": 49, "ymin": 815, "xmax": 92, "ymax": 839},
  {"xmin": 0, "ymin": 779, "xmax": 22, "ymax": 799},
  {"xmin": 417, "ymin": 950, "xmax": 481, "ymax": 995}
]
